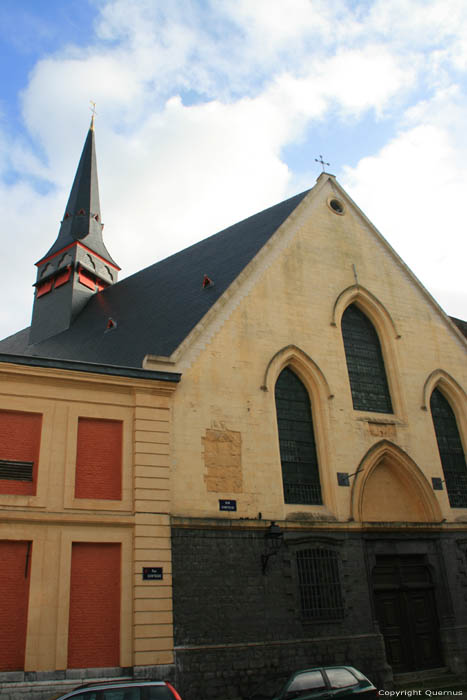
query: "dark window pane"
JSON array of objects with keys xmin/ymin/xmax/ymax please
[
  {"xmin": 341, "ymin": 304, "xmax": 392, "ymax": 413},
  {"xmin": 297, "ymin": 548, "xmax": 344, "ymax": 620},
  {"xmin": 430, "ymin": 388, "xmax": 467, "ymax": 508},
  {"xmin": 275, "ymin": 368, "xmax": 322, "ymax": 505}
]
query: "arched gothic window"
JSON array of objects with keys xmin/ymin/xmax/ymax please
[
  {"xmin": 274, "ymin": 367, "xmax": 322, "ymax": 505},
  {"xmin": 430, "ymin": 388, "xmax": 467, "ymax": 508},
  {"xmin": 341, "ymin": 304, "xmax": 392, "ymax": 413}
]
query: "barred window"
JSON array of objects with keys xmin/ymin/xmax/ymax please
[
  {"xmin": 430, "ymin": 388, "xmax": 467, "ymax": 508},
  {"xmin": 275, "ymin": 368, "xmax": 322, "ymax": 505},
  {"xmin": 296, "ymin": 548, "xmax": 344, "ymax": 620},
  {"xmin": 341, "ymin": 304, "xmax": 392, "ymax": 413}
]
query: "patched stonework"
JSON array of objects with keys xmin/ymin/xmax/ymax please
[
  {"xmin": 203, "ymin": 428, "xmax": 242, "ymax": 493},
  {"xmin": 368, "ymin": 421, "xmax": 396, "ymax": 438}
]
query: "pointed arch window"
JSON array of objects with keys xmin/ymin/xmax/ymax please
[
  {"xmin": 430, "ymin": 388, "xmax": 467, "ymax": 508},
  {"xmin": 341, "ymin": 304, "xmax": 392, "ymax": 413},
  {"xmin": 275, "ymin": 367, "xmax": 322, "ymax": 505}
]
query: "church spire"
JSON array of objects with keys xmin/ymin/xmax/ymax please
[
  {"xmin": 29, "ymin": 120, "xmax": 120, "ymax": 345},
  {"xmin": 38, "ymin": 118, "xmax": 117, "ymax": 266}
]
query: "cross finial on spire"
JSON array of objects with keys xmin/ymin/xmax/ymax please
[
  {"xmin": 315, "ymin": 155, "xmax": 330, "ymax": 172},
  {"xmin": 89, "ymin": 100, "xmax": 97, "ymax": 130}
]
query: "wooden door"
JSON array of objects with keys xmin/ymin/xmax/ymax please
[
  {"xmin": 406, "ymin": 587, "xmax": 442, "ymax": 670},
  {"xmin": 372, "ymin": 556, "xmax": 443, "ymax": 672}
]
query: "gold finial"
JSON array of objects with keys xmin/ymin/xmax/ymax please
[{"xmin": 89, "ymin": 100, "xmax": 97, "ymax": 130}]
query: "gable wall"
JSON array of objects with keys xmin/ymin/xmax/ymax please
[{"xmin": 170, "ymin": 180, "xmax": 467, "ymax": 525}]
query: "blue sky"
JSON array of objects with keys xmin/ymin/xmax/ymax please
[{"xmin": 0, "ymin": 0, "xmax": 466, "ymax": 339}]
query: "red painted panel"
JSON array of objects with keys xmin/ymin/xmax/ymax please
[
  {"xmin": 0, "ymin": 541, "xmax": 31, "ymax": 671},
  {"xmin": 96, "ymin": 279, "xmax": 109, "ymax": 291},
  {"xmin": 75, "ymin": 418, "xmax": 122, "ymax": 500},
  {"xmin": 54, "ymin": 266, "xmax": 72, "ymax": 288},
  {"xmin": 78, "ymin": 268, "xmax": 96, "ymax": 291},
  {"xmin": 36, "ymin": 279, "xmax": 53, "ymax": 297},
  {"xmin": 0, "ymin": 411, "xmax": 42, "ymax": 495},
  {"xmin": 68, "ymin": 543, "xmax": 121, "ymax": 668}
]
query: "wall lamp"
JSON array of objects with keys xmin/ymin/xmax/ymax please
[{"xmin": 261, "ymin": 522, "xmax": 284, "ymax": 574}]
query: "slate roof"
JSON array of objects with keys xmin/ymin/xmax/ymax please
[
  {"xmin": 0, "ymin": 189, "xmax": 310, "ymax": 369},
  {"xmin": 451, "ymin": 317, "xmax": 467, "ymax": 339}
]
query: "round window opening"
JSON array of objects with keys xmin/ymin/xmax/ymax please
[{"xmin": 329, "ymin": 198, "xmax": 345, "ymax": 214}]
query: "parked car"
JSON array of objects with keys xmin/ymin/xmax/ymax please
[
  {"xmin": 49, "ymin": 679, "xmax": 182, "ymax": 700},
  {"xmin": 271, "ymin": 666, "xmax": 377, "ymax": 700}
]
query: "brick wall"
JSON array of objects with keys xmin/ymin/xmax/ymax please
[
  {"xmin": 0, "ymin": 411, "xmax": 41, "ymax": 495},
  {"xmin": 75, "ymin": 418, "xmax": 122, "ymax": 499},
  {"xmin": 0, "ymin": 541, "xmax": 31, "ymax": 671},
  {"xmin": 68, "ymin": 542, "xmax": 121, "ymax": 668}
]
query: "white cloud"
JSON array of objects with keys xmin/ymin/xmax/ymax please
[
  {"xmin": 341, "ymin": 92, "xmax": 467, "ymax": 318},
  {"xmin": 1, "ymin": 0, "xmax": 467, "ymax": 338}
]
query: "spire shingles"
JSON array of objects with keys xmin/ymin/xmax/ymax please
[{"xmin": 38, "ymin": 120, "xmax": 118, "ymax": 267}]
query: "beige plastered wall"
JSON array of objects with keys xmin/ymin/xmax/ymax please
[
  {"xmin": 152, "ymin": 176, "xmax": 467, "ymax": 529},
  {"xmin": 0, "ymin": 362, "xmax": 176, "ymax": 672}
]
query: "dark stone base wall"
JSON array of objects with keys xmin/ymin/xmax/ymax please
[
  {"xmin": 175, "ymin": 636, "xmax": 387, "ymax": 700},
  {"xmin": 171, "ymin": 523, "xmax": 467, "ymax": 700},
  {"xmin": 171, "ymin": 525, "xmax": 388, "ymax": 700}
]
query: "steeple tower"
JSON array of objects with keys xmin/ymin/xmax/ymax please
[{"xmin": 30, "ymin": 120, "xmax": 120, "ymax": 344}]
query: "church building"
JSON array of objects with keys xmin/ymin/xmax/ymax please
[{"xmin": 0, "ymin": 120, "xmax": 466, "ymax": 699}]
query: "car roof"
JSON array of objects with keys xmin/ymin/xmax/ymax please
[
  {"xmin": 67, "ymin": 680, "xmax": 168, "ymax": 694},
  {"xmin": 295, "ymin": 666, "xmax": 358, "ymax": 673}
]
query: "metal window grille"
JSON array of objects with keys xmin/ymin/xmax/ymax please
[
  {"xmin": 275, "ymin": 368, "xmax": 322, "ymax": 505},
  {"xmin": 430, "ymin": 388, "xmax": 467, "ymax": 508},
  {"xmin": 297, "ymin": 548, "xmax": 344, "ymax": 620},
  {"xmin": 0, "ymin": 459, "xmax": 33, "ymax": 481},
  {"xmin": 341, "ymin": 304, "xmax": 393, "ymax": 413}
]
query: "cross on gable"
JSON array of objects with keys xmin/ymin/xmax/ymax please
[{"xmin": 315, "ymin": 155, "xmax": 330, "ymax": 171}]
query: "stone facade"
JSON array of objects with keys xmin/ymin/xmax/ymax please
[{"xmin": 156, "ymin": 175, "xmax": 467, "ymax": 697}]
